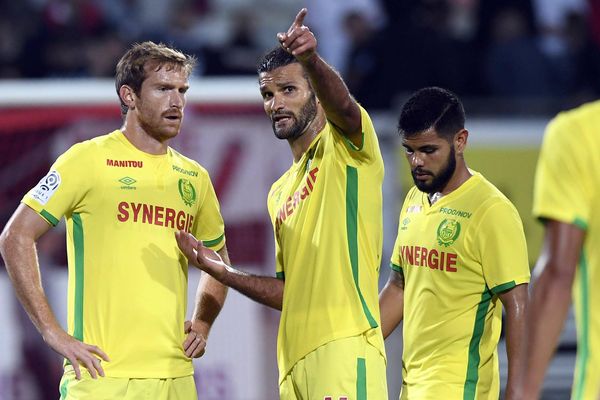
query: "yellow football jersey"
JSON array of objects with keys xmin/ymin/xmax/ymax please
[
  {"xmin": 533, "ymin": 101, "xmax": 600, "ymax": 400},
  {"xmin": 267, "ymin": 106, "xmax": 386, "ymax": 382},
  {"xmin": 390, "ymin": 172, "xmax": 530, "ymax": 400},
  {"xmin": 23, "ymin": 130, "xmax": 225, "ymax": 378}
]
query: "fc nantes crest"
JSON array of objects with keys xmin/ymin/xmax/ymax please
[
  {"xmin": 437, "ymin": 219, "xmax": 461, "ymax": 247},
  {"xmin": 178, "ymin": 179, "xmax": 196, "ymax": 206}
]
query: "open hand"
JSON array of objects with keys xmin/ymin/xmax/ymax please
[
  {"xmin": 175, "ymin": 230, "xmax": 227, "ymax": 280},
  {"xmin": 44, "ymin": 328, "xmax": 110, "ymax": 380},
  {"xmin": 277, "ymin": 8, "xmax": 316, "ymax": 62}
]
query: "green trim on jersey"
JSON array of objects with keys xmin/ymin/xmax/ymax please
[
  {"xmin": 463, "ymin": 288, "xmax": 493, "ymax": 400},
  {"xmin": 73, "ymin": 213, "xmax": 84, "ymax": 341},
  {"xmin": 343, "ymin": 132, "xmax": 366, "ymax": 151},
  {"xmin": 573, "ymin": 250, "xmax": 589, "ymax": 400},
  {"xmin": 276, "ymin": 271, "xmax": 285, "ymax": 280},
  {"xmin": 59, "ymin": 377, "xmax": 69, "ymax": 399},
  {"xmin": 41, "ymin": 209, "xmax": 59, "ymax": 226},
  {"xmin": 203, "ymin": 233, "xmax": 224, "ymax": 248},
  {"xmin": 490, "ymin": 280, "xmax": 516, "ymax": 295},
  {"xmin": 357, "ymin": 357, "xmax": 367, "ymax": 400},
  {"xmin": 573, "ymin": 217, "xmax": 588, "ymax": 231},
  {"xmin": 390, "ymin": 262, "xmax": 402, "ymax": 274},
  {"xmin": 346, "ymin": 166, "xmax": 378, "ymax": 329}
]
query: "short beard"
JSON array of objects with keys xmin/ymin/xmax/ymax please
[
  {"xmin": 412, "ymin": 145, "xmax": 456, "ymax": 194},
  {"xmin": 271, "ymin": 94, "xmax": 317, "ymax": 140}
]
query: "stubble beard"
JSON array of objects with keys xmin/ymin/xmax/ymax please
[
  {"xmin": 272, "ymin": 95, "xmax": 317, "ymax": 141},
  {"xmin": 412, "ymin": 145, "xmax": 457, "ymax": 194}
]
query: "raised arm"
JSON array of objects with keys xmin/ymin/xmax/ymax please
[
  {"xmin": 379, "ymin": 269, "xmax": 405, "ymax": 338},
  {"xmin": 497, "ymin": 283, "xmax": 529, "ymax": 400},
  {"xmin": 176, "ymin": 231, "xmax": 283, "ymax": 311},
  {"xmin": 278, "ymin": 8, "xmax": 362, "ymax": 146},
  {"xmin": 522, "ymin": 220, "xmax": 584, "ymax": 398},
  {"xmin": 0, "ymin": 204, "xmax": 109, "ymax": 379}
]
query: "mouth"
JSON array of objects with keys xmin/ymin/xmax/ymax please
[
  {"xmin": 272, "ymin": 114, "xmax": 293, "ymax": 124},
  {"xmin": 163, "ymin": 112, "xmax": 182, "ymax": 121},
  {"xmin": 413, "ymin": 170, "xmax": 432, "ymax": 180}
]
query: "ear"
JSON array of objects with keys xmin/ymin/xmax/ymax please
[
  {"xmin": 119, "ymin": 85, "xmax": 136, "ymax": 111},
  {"xmin": 454, "ymin": 129, "xmax": 468, "ymax": 154}
]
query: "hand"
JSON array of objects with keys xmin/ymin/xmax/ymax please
[
  {"xmin": 175, "ymin": 230, "xmax": 227, "ymax": 280},
  {"xmin": 44, "ymin": 328, "xmax": 110, "ymax": 380},
  {"xmin": 182, "ymin": 320, "xmax": 207, "ymax": 358},
  {"xmin": 277, "ymin": 8, "xmax": 317, "ymax": 62}
]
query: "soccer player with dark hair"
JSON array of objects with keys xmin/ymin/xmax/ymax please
[
  {"xmin": 0, "ymin": 41, "xmax": 229, "ymax": 399},
  {"xmin": 522, "ymin": 100, "xmax": 600, "ymax": 399},
  {"xmin": 176, "ymin": 8, "xmax": 388, "ymax": 400},
  {"xmin": 379, "ymin": 87, "xmax": 530, "ymax": 399}
]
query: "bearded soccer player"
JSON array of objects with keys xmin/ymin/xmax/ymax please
[
  {"xmin": 521, "ymin": 101, "xmax": 600, "ymax": 399},
  {"xmin": 379, "ymin": 87, "xmax": 530, "ymax": 400},
  {"xmin": 0, "ymin": 42, "xmax": 229, "ymax": 399},
  {"xmin": 176, "ymin": 8, "xmax": 388, "ymax": 400}
]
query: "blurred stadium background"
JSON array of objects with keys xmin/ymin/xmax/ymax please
[{"xmin": 1, "ymin": 0, "xmax": 596, "ymax": 398}]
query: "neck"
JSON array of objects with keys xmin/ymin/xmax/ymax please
[
  {"xmin": 439, "ymin": 160, "xmax": 472, "ymax": 196},
  {"xmin": 288, "ymin": 108, "xmax": 326, "ymax": 162},
  {"xmin": 121, "ymin": 114, "xmax": 169, "ymax": 155}
]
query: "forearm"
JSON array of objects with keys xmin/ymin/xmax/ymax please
[
  {"xmin": 378, "ymin": 270, "xmax": 405, "ymax": 338},
  {"xmin": 379, "ymin": 283, "xmax": 404, "ymax": 338},
  {"xmin": 300, "ymin": 54, "xmax": 360, "ymax": 136},
  {"xmin": 0, "ymin": 229, "xmax": 62, "ymax": 339},
  {"xmin": 523, "ymin": 269, "xmax": 572, "ymax": 397},
  {"xmin": 502, "ymin": 286, "xmax": 529, "ymax": 399},
  {"xmin": 191, "ymin": 273, "xmax": 228, "ymax": 337},
  {"xmin": 219, "ymin": 265, "xmax": 284, "ymax": 310}
]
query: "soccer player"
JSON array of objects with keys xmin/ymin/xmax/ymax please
[
  {"xmin": 0, "ymin": 42, "xmax": 229, "ymax": 399},
  {"xmin": 379, "ymin": 87, "xmax": 530, "ymax": 400},
  {"xmin": 522, "ymin": 101, "xmax": 600, "ymax": 399},
  {"xmin": 175, "ymin": 8, "xmax": 388, "ymax": 400}
]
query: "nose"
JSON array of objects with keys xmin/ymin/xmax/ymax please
[
  {"xmin": 270, "ymin": 93, "xmax": 285, "ymax": 113},
  {"xmin": 409, "ymin": 152, "xmax": 424, "ymax": 168},
  {"xmin": 171, "ymin": 92, "xmax": 184, "ymax": 109}
]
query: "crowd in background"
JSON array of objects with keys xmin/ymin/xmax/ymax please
[{"xmin": 1, "ymin": 0, "xmax": 600, "ymax": 111}]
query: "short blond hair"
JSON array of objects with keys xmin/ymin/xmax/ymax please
[{"xmin": 115, "ymin": 41, "xmax": 197, "ymax": 115}]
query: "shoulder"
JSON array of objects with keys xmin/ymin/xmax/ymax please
[
  {"xmin": 545, "ymin": 101, "xmax": 600, "ymax": 145},
  {"xmin": 169, "ymin": 147, "xmax": 211, "ymax": 180},
  {"xmin": 471, "ymin": 174, "xmax": 520, "ymax": 221}
]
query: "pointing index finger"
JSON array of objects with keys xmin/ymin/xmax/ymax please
[{"xmin": 291, "ymin": 8, "xmax": 307, "ymax": 29}]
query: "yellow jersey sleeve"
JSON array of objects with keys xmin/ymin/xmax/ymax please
[
  {"xmin": 476, "ymin": 201, "xmax": 530, "ymax": 294},
  {"xmin": 330, "ymin": 105, "xmax": 381, "ymax": 164},
  {"xmin": 533, "ymin": 114, "xmax": 593, "ymax": 229},
  {"xmin": 193, "ymin": 169, "xmax": 225, "ymax": 251},
  {"xmin": 22, "ymin": 142, "xmax": 94, "ymax": 226}
]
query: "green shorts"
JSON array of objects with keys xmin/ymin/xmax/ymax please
[
  {"xmin": 59, "ymin": 371, "xmax": 196, "ymax": 400},
  {"xmin": 280, "ymin": 330, "xmax": 388, "ymax": 400}
]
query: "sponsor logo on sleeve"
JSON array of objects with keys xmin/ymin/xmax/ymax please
[{"xmin": 31, "ymin": 170, "xmax": 61, "ymax": 205}]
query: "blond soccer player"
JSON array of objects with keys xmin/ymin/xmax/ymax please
[{"xmin": 0, "ymin": 42, "xmax": 229, "ymax": 399}]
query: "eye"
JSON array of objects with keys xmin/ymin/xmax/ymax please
[
  {"xmin": 403, "ymin": 147, "xmax": 413, "ymax": 155},
  {"xmin": 261, "ymin": 91, "xmax": 273, "ymax": 100},
  {"xmin": 284, "ymin": 86, "xmax": 295, "ymax": 93}
]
